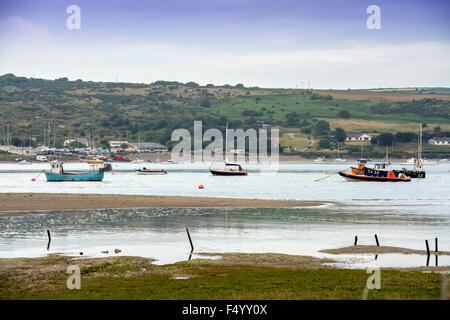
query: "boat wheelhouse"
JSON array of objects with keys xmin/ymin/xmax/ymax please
[{"xmin": 351, "ymin": 159, "xmax": 370, "ymax": 175}]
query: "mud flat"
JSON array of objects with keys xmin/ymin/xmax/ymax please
[
  {"xmin": 0, "ymin": 193, "xmax": 323, "ymax": 212},
  {"xmin": 320, "ymin": 245, "xmax": 450, "ymax": 256}
]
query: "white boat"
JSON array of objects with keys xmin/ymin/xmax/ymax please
[
  {"xmin": 334, "ymin": 142, "xmax": 346, "ymax": 162},
  {"xmin": 314, "ymin": 156, "xmax": 325, "ymax": 162},
  {"xmin": 401, "ymin": 158, "xmax": 437, "ymax": 166}
]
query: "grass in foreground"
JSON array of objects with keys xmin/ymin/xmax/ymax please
[{"xmin": 0, "ymin": 254, "xmax": 444, "ymax": 300}]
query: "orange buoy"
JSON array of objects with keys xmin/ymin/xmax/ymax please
[{"xmin": 198, "ymin": 184, "xmax": 204, "ymax": 189}]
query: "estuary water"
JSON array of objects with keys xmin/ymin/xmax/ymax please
[{"xmin": 0, "ymin": 161, "xmax": 449, "ymax": 268}]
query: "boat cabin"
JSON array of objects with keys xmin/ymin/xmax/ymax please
[
  {"xmin": 357, "ymin": 159, "xmax": 371, "ymax": 169},
  {"xmin": 49, "ymin": 161, "xmax": 64, "ymax": 174},
  {"xmin": 373, "ymin": 162, "xmax": 390, "ymax": 170},
  {"xmin": 225, "ymin": 163, "xmax": 244, "ymax": 171}
]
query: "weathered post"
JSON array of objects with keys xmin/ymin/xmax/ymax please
[
  {"xmin": 47, "ymin": 229, "xmax": 51, "ymax": 251},
  {"xmin": 374, "ymin": 234, "xmax": 379, "ymax": 247},
  {"xmin": 425, "ymin": 239, "xmax": 430, "ymax": 256},
  {"xmin": 186, "ymin": 228, "xmax": 194, "ymax": 253},
  {"xmin": 435, "ymin": 238, "xmax": 438, "ymax": 253}
]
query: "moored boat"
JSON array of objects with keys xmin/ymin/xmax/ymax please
[
  {"xmin": 136, "ymin": 168, "xmax": 167, "ymax": 175},
  {"xmin": 341, "ymin": 155, "xmax": 410, "ymax": 182},
  {"xmin": 339, "ymin": 170, "xmax": 411, "ymax": 182},
  {"xmin": 210, "ymin": 163, "xmax": 248, "ymax": 176},
  {"xmin": 45, "ymin": 161, "xmax": 105, "ymax": 181},
  {"xmin": 209, "ymin": 122, "xmax": 248, "ymax": 176},
  {"xmin": 314, "ymin": 156, "xmax": 325, "ymax": 163},
  {"xmin": 397, "ymin": 124, "xmax": 427, "ymax": 178}
]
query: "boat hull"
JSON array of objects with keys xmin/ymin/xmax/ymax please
[
  {"xmin": 45, "ymin": 172, "xmax": 104, "ymax": 181},
  {"xmin": 339, "ymin": 171, "xmax": 410, "ymax": 182},
  {"xmin": 136, "ymin": 169, "xmax": 167, "ymax": 175},
  {"xmin": 394, "ymin": 169, "xmax": 426, "ymax": 179},
  {"xmin": 210, "ymin": 169, "xmax": 247, "ymax": 176}
]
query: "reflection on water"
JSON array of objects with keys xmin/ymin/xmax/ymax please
[{"xmin": 1, "ymin": 206, "xmax": 449, "ymax": 267}]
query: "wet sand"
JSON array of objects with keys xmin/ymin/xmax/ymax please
[{"xmin": 0, "ymin": 193, "xmax": 323, "ymax": 212}]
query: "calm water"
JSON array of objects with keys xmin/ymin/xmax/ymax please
[{"xmin": 0, "ymin": 162, "xmax": 449, "ymax": 268}]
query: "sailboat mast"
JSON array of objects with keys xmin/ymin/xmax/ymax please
[
  {"xmin": 360, "ymin": 142, "xmax": 363, "ymax": 159},
  {"xmin": 419, "ymin": 123, "xmax": 422, "ymax": 160},
  {"xmin": 225, "ymin": 122, "xmax": 229, "ymax": 163}
]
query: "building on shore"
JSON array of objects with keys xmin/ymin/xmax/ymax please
[
  {"xmin": 428, "ymin": 137, "xmax": 450, "ymax": 145},
  {"xmin": 346, "ymin": 133, "xmax": 372, "ymax": 142}
]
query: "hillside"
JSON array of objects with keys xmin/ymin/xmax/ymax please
[{"xmin": 0, "ymin": 74, "xmax": 449, "ymax": 158}]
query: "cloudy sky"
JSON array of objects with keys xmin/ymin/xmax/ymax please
[{"xmin": 0, "ymin": 0, "xmax": 449, "ymax": 88}]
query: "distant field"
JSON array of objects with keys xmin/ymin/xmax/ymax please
[
  {"xmin": 324, "ymin": 118, "xmax": 450, "ymax": 133},
  {"xmin": 315, "ymin": 89, "xmax": 450, "ymax": 102}
]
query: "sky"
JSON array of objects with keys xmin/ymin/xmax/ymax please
[{"xmin": 0, "ymin": 0, "xmax": 449, "ymax": 89}]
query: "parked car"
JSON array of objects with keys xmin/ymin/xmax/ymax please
[{"xmin": 112, "ymin": 155, "xmax": 131, "ymax": 162}]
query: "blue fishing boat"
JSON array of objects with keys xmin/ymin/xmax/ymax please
[{"xmin": 45, "ymin": 161, "xmax": 105, "ymax": 181}]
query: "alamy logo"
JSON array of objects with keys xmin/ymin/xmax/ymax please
[
  {"xmin": 66, "ymin": 5, "xmax": 81, "ymax": 30},
  {"xmin": 362, "ymin": 268, "xmax": 381, "ymax": 299},
  {"xmin": 66, "ymin": 265, "xmax": 81, "ymax": 289},
  {"xmin": 366, "ymin": 5, "xmax": 381, "ymax": 30},
  {"xmin": 171, "ymin": 121, "xmax": 279, "ymax": 174}
]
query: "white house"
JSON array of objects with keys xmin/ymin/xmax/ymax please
[
  {"xmin": 346, "ymin": 133, "xmax": 372, "ymax": 142},
  {"xmin": 428, "ymin": 137, "xmax": 450, "ymax": 145}
]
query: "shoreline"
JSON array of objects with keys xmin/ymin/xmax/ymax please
[
  {"xmin": 1, "ymin": 252, "xmax": 447, "ymax": 299},
  {"xmin": 0, "ymin": 193, "xmax": 323, "ymax": 212}
]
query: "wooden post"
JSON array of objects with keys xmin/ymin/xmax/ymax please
[
  {"xmin": 47, "ymin": 229, "xmax": 51, "ymax": 251},
  {"xmin": 186, "ymin": 228, "xmax": 194, "ymax": 253},
  {"xmin": 374, "ymin": 234, "xmax": 379, "ymax": 246},
  {"xmin": 425, "ymin": 240, "xmax": 430, "ymax": 256},
  {"xmin": 435, "ymin": 238, "xmax": 438, "ymax": 253},
  {"xmin": 354, "ymin": 236, "xmax": 358, "ymax": 246}
]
